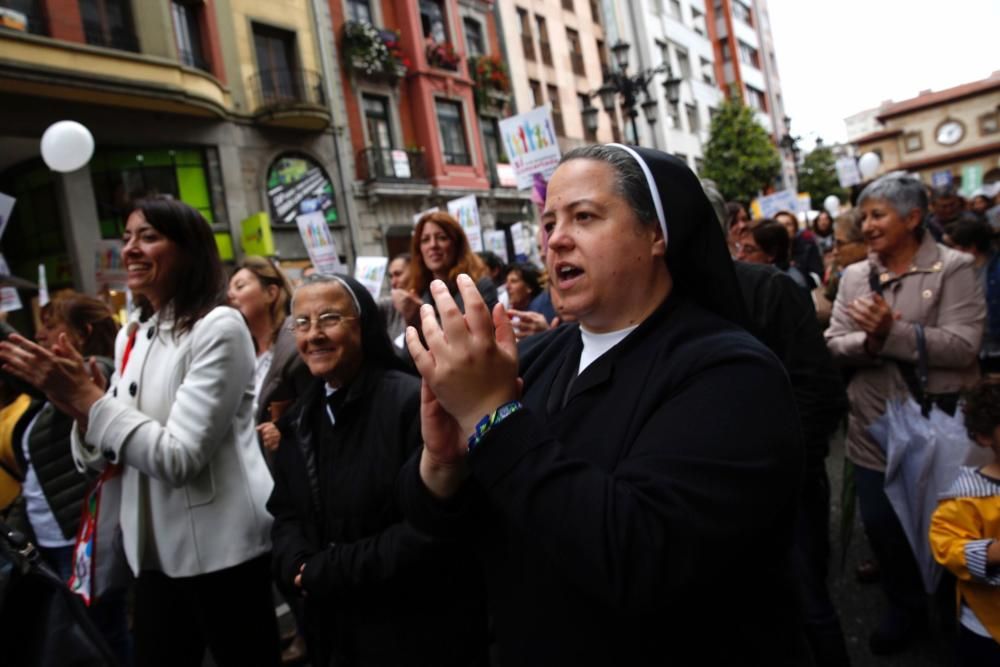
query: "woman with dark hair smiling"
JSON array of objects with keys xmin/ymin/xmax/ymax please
[
  {"xmin": 401, "ymin": 145, "xmax": 806, "ymax": 665},
  {"xmin": 0, "ymin": 197, "xmax": 279, "ymax": 666}
]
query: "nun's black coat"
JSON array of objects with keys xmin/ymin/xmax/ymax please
[{"xmin": 401, "ymin": 149, "xmax": 808, "ymax": 665}]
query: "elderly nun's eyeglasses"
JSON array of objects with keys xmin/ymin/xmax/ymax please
[{"xmin": 290, "ymin": 312, "xmax": 356, "ymax": 334}]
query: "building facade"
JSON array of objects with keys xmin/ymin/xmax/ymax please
[
  {"xmin": 333, "ymin": 0, "xmax": 532, "ymax": 261},
  {"xmin": 851, "ymin": 72, "xmax": 1000, "ymax": 188},
  {"xmin": 0, "ymin": 0, "xmax": 359, "ymax": 310},
  {"xmin": 704, "ymin": 0, "xmax": 794, "ymax": 190}
]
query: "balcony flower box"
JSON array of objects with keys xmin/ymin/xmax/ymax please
[
  {"xmin": 342, "ymin": 21, "xmax": 409, "ymax": 82},
  {"xmin": 426, "ymin": 40, "xmax": 460, "ymax": 71},
  {"xmin": 470, "ymin": 55, "xmax": 511, "ymax": 110}
]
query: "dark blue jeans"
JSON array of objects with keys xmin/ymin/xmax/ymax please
[
  {"xmin": 39, "ymin": 544, "xmax": 134, "ymax": 666},
  {"xmin": 853, "ymin": 465, "xmax": 927, "ymax": 623}
]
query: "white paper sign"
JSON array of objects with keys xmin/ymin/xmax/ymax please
[
  {"xmin": 483, "ymin": 230, "xmax": 509, "ymax": 264},
  {"xmin": 412, "ymin": 206, "xmax": 439, "ymax": 225},
  {"xmin": 296, "ymin": 212, "xmax": 345, "ymax": 275},
  {"xmin": 0, "ymin": 193, "xmax": 15, "ymax": 241},
  {"xmin": 391, "ymin": 150, "xmax": 411, "ymax": 179},
  {"xmin": 755, "ymin": 189, "xmax": 801, "ymax": 220},
  {"xmin": 0, "ymin": 254, "xmax": 22, "ymax": 313},
  {"xmin": 95, "ymin": 240, "xmax": 127, "ymax": 291},
  {"xmin": 835, "ymin": 157, "xmax": 862, "ymax": 188},
  {"xmin": 498, "ymin": 106, "xmax": 562, "ymax": 190},
  {"xmin": 446, "ymin": 195, "xmax": 483, "ymax": 252},
  {"xmin": 37, "ymin": 264, "xmax": 49, "ymax": 307},
  {"xmin": 353, "ymin": 256, "xmax": 389, "ymax": 298},
  {"xmin": 510, "ymin": 222, "xmax": 532, "ymax": 261}
]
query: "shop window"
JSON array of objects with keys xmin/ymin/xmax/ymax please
[
  {"xmin": 436, "ymin": 100, "xmax": 471, "ymax": 165},
  {"xmin": 171, "ymin": 0, "xmax": 209, "ymax": 71},
  {"xmin": 79, "ymin": 0, "xmax": 138, "ymax": 51},
  {"xmin": 90, "ymin": 148, "xmax": 214, "ymax": 239}
]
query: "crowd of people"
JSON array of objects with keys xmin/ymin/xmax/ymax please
[{"xmin": 0, "ymin": 146, "xmax": 998, "ymax": 667}]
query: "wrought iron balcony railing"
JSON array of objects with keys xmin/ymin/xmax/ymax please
[
  {"xmin": 358, "ymin": 147, "xmax": 428, "ymax": 182},
  {"xmin": 247, "ymin": 68, "xmax": 325, "ymax": 112}
]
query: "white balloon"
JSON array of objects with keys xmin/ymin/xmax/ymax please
[
  {"xmin": 823, "ymin": 195, "xmax": 840, "ymax": 216},
  {"xmin": 40, "ymin": 121, "xmax": 95, "ymax": 173},
  {"xmin": 858, "ymin": 152, "xmax": 881, "ymax": 180}
]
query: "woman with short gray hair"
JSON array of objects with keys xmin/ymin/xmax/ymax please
[{"xmin": 826, "ymin": 173, "xmax": 985, "ymax": 655}]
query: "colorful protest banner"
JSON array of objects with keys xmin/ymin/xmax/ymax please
[
  {"xmin": 498, "ymin": 106, "xmax": 561, "ymax": 190},
  {"xmin": 483, "ymin": 230, "xmax": 509, "ymax": 264},
  {"xmin": 95, "ymin": 240, "xmax": 127, "ymax": 291},
  {"xmin": 296, "ymin": 211, "xmax": 345, "ymax": 275},
  {"xmin": 446, "ymin": 195, "xmax": 484, "ymax": 252},
  {"xmin": 354, "ymin": 256, "xmax": 389, "ymax": 298}
]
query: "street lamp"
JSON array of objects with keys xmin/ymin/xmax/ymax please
[
  {"xmin": 779, "ymin": 115, "xmax": 800, "ymax": 188},
  {"xmin": 584, "ymin": 41, "xmax": 682, "ymax": 147}
]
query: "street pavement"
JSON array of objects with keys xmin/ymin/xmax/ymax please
[{"xmin": 826, "ymin": 429, "xmax": 955, "ymax": 666}]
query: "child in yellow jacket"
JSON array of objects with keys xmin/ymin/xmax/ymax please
[{"xmin": 929, "ymin": 381, "xmax": 1000, "ymax": 664}]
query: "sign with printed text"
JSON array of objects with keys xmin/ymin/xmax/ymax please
[
  {"xmin": 498, "ymin": 106, "xmax": 561, "ymax": 190},
  {"xmin": 446, "ymin": 195, "xmax": 484, "ymax": 252},
  {"xmin": 391, "ymin": 150, "xmax": 411, "ymax": 179},
  {"xmin": 753, "ymin": 189, "xmax": 800, "ymax": 220},
  {"xmin": 296, "ymin": 212, "xmax": 345, "ymax": 275},
  {"xmin": 483, "ymin": 230, "xmax": 509, "ymax": 264},
  {"xmin": 0, "ymin": 254, "xmax": 22, "ymax": 313},
  {"xmin": 510, "ymin": 222, "xmax": 532, "ymax": 262},
  {"xmin": 353, "ymin": 256, "xmax": 389, "ymax": 299},
  {"xmin": 95, "ymin": 240, "xmax": 127, "ymax": 291},
  {"xmin": 931, "ymin": 170, "xmax": 953, "ymax": 188},
  {"xmin": 835, "ymin": 157, "xmax": 862, "ymax": 188},
  {"xmin": 961, "ymin": 165, "xmax": 983, "ymax": 198}
]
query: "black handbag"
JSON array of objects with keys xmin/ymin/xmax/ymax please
[{"xmin": 0, "ymin": 520, "xmax": 118, "ymax": 666}]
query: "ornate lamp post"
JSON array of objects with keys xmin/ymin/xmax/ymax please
[
  {"xmin": 779, "ymin": 115, "xmax": 801, "ymax": 189},
  {"xmin": 584, "ymin": 40, "xmax": 682, "ymax": 146}
]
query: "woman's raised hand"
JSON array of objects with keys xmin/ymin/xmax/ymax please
[
  {"xmin": 0, "ymin": 332, "xmax": 105, "ymax": 423},
  {"xmin": 406, "ymin": 274, "xmax": 519, "ymax": 438}
]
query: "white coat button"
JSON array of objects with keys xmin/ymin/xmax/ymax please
[{"xmin": 922, "ymin": 289, "xmax": 933, "ymax": 299}]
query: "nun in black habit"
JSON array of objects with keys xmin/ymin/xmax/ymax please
[
  {"xmin": 266, "ymin": 273, "xmax": 488, "ymax": 667},
  {"xmin": 402, "ymin": 145, "xmax": 809, "ymax": 665}
]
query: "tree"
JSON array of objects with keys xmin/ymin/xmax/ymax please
[
  {"xmin": 701, "ymin": 94, "xmax": 782, "ymax": 203},
  {"xmin": 798, "ymin": 142, "xmax": 847, "ymax": 209}
]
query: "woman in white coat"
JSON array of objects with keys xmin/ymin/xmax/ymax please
[{"xmin": 0, "ymin": 197, "xmax": 279, "ymax": 666}]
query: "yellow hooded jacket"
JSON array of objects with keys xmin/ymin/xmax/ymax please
[{"xmin": 0, "ymin": 393, "xmax": 30, "ymax": 510}]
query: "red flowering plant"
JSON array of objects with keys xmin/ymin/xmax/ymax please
[
  {"xmin": 470, "ymin": 54, "xmax": 511, "ymax": 109},
  {"xmin": 426, "ymin": 40, "xmax": 460, "ymax": 70}
]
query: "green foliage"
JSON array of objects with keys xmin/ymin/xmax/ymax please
[
  {"xmin": 798, "ymin": 143, "xmax": 847, "ymax": 208},
  {"xmin": 701, "ymin": 95, "xmax": 782, "ymax": 202}
]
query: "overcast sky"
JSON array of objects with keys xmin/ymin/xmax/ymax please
[{"xmin": 765, "ymin": 0, "xmax": 1000, "ymax": 151}]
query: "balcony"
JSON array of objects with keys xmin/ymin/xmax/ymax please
[
  {"xmin": 247, "ymin": 68, "xmax": 330, "ymax": 131},
  {"xmin": 0, "ymin": 28, "xmax": 231, "ymax": 117},
  {"xmin": 358, "ymin": 147, "xmax": 428, "ymax": 182}
]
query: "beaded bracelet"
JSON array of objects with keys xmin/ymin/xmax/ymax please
[{"xmin": 467, "ymin": 400, "xmax": 523, "ymax": 452}]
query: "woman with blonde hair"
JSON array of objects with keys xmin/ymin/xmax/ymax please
[{"xmin": 392, "ymin": 211, "xmax": 498, "ymax": 327}]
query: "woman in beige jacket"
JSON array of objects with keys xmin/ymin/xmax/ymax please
[{"xmin": 826, "ymin": 173, "xmax": 984, "ymax": 656}]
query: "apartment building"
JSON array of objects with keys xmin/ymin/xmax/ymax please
[
  {"xmin": 0, "ymin": 0, "xmax": 355, "ymax": 296},
  {"xmin": 705, "ymin": 0, "xmax": 795, "ymax": 189},
  {"xmin": 497, "ymin": 0, "xmax": 615, "ymax": 150},
  {"xmin": 330, "ymin": 0, "xmax": 532, "ymax": 259}
]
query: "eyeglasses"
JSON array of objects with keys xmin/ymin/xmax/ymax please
[{"xmin": 290, "ymin": 312, "xmax": 356, "ymax": 334}]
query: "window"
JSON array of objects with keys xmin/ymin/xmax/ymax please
[
  {"xmin": 481, "ymin": 116, "xmax": 507, "ymax": 185},
  {"xmin": 744, "ymin": 84, "xmax": 767, "ymax": 112},
  {"xmin": 668, "ymin": 0, "xmax": 681, "ymax": 20},
  {"xmin": 566, "ymin": 28, "xmax": 585, "ymax": 76},
  {"xmin": 652, "ymin": 0, "xmax": 662, "ymax": 15},
  {"xmin": 667, "ymin": 102, "xmax": 680, "ymax": 129},
  {"xmin": 363, "ymin": 95, "xmax": 393, "ymax": 149},
  {"xmin": 979, "ymin": 111, "xmax": 1000, "ymax": 136},
  {"xmin": 738, "ymin": 41, "xmax": 760, "ymax": 69},
  {"xmin": 903, "ymin": 132, "xmax": 923, "ymax": 153},
  {"xmin": 732, "ymin": 0, "xmax": 752, "ymax": 26},
  {"xmin": 547, "ymin": 85, "xmax": 565, "ymax": 136},
  {"xmin": 691, "ymin": 7, "xmax": 705, "ymax": 35},
  {"xmin": 253, "ymin": 24, "xmax": 299, "ymax": 103},
  {"xmin": 675, "ymin": 46, "xmax": 691, "ymax": 79},
  {"xmin": 436, "ymin": 100, "xmax": 471, "ymax": 165},
  {"xmin": 700, "ymin": 57, "xmax": 714, "ymax": 84},
  {"xmin": 536, "ymin": 15, "xmax": 552, "ymax": 65},
  {"xmin": 464, "ymin": 17, "xmax": 484, "ymax": 57},
  {"xmin": 517, "ymin": 7, "xmax": 535, "ymax": 60},
  {"xmin": 79, "ymin": 0, "xmax": 138, "ymax": 51},
  {"xmin": 561, "ymin": 0, "xmax": 574, "ymax": 10},
  {"xmin": 420, "ymin": 0, "xmax": 447, "ymax": 42},
  {"xmin": 596, "ymin": 38, "xmax": 608, "ymax": 74},
  {"xmin": 346, "ymin": 0, "xmax": 373, "ymax": 24},
  {"xmin": 589, "ymin": 0, "xmax": 601, "ymax": 24},
  {"xmin": 719, "ymin": 39, "xmax": 731, "ymax": 62},
  {"xmin": 529, "ymin": 79, "xmax": 543, "ymax": 107},
  {"xmin": 686, "ymin": 104, "xmax": 700, "ymax": 132},
  {"xmin": 171, "ymin": 1, "xmax": 208, "ymax": 71}
]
